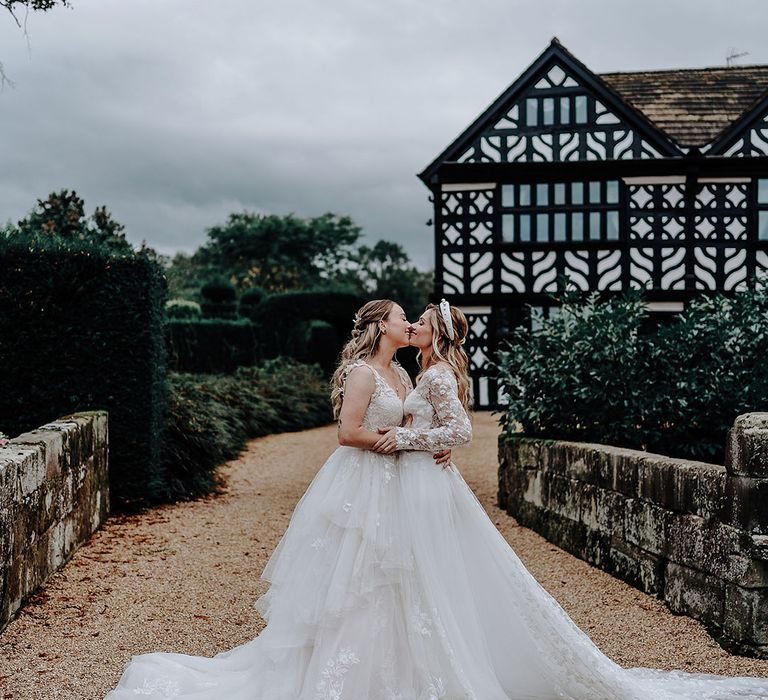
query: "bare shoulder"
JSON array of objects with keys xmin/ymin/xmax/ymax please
[{"xmin": 344, "ymin": 362, "xmax": 376, "ymax": 391}]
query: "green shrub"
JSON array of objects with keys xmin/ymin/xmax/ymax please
[
  {"xmin": 249, "ymin": 290, "xmax": 366, "ymax": 372},
  {"xmin": 239, "ymin": 286, "xmax": 266, "ymax": 313},
  {"xmin": 647, "ymin": 286, "xmax": 768, "ymax": 461},
  {"xmin": 159, "ymin": 359, "xmax": 332, "ymax": 502},
  {"xmin": 166, "ymin": 299, "xmax": 202, "ymax": 319},
  {"xmin": 166, "ymin": 318, "xmax": 258, "ymax": 373},
  {"xmin": 496, "ymin": 282, "xmax": 768, "ymax": 463},
  {"xmin": 201, "ymin": 278, "xmax": 237, "ymax": 302},
  {"xmin": 200, "ymin": 278, "xmax": 237, "ymax": 319},
  {"xmin": 247, "ymin": 357, "xmax": 336, "ymax": 431}
]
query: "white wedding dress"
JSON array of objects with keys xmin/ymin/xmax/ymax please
[{"xmin": 103, "ymin": 361, "xmax": 768, "ymax": 699}]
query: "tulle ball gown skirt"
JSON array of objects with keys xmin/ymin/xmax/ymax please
[
  {"xmin": 105, "ymin": 446, "xmax": 445, "ymax": 699},
  {"xmin": 103, "ymin": 445, "xmax": 768, "ymax": 699}
]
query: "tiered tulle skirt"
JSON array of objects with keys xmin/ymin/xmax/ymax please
[{"xmin": 104, "ymin": 446, "xmax": 768, "ymax": 699}]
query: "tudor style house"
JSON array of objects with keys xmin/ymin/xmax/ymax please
[{"xmin": 420, "ymin": 38, "xmax": 768, "ymax": 408}]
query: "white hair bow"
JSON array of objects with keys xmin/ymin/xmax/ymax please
[{"xmin": 439, "ymin": 298, "xmax": 455, "ymax": 340}]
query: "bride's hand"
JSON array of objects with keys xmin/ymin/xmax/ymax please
[
  {"xmin": 373, "ymin": 426, "xmax": 397, "ymax": 454},
  {"xmin": 433, "ymin": 449, "xmax": 452, "ymax": 469}
]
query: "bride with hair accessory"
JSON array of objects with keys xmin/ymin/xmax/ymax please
[
  {"xmin": 103, "ymin": 297, "xmax": 768, "ymax": 699},
  {"xmin": 371, "ymin": 298, "xmax": 768, "ymax": 700}
]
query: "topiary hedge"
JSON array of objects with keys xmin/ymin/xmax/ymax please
[
  {"xmin": 496, "ymin": 282, "xmax": 768, "ymax": 463},
  {"xmin": 248, "ymin": 290, "xmax": 366, "ymax": 373},
  {"xmin": 166, "ymin": 298, "xmax": 202, "ymax": 319},
  {"xmin": 166, "ymin": 318, "xmax": 258, "ymax": 373},
  {"xmin": 200, "ymin": 278, "xmax": 237, "ymax": 319},
  {"xmin": 0, "ymin": 235, "xmax": 168, "ymax": 510}
]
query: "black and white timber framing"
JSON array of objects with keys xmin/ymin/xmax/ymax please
[{"xmin": 419, "ymin": 38, "xmax": 768, "ymax": 408}]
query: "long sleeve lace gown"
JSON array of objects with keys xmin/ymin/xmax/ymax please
[
  {"xmin": 393, "ymin": 363, "xmax": 768, "ymax": 700},
  {"xmin": 103, "ymin": 360, "xmax": 768, "ymax": 699}
]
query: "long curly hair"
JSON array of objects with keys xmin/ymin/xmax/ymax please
[
  {"xmin": 330, "ymin": 299, "xmax": 395, "ymax": 419},
  {"xmin": 418, "ymin": 302, "xmax": 472, "ymax": 412}
]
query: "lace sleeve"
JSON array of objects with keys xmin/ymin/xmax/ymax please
[{"xmin": 394, "ymin": 367, "xmax": 472, "ymax": 451}]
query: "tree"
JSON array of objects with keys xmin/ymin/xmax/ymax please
[
  {"xmin": 9, "ymin": 189, "xmax": 135, "ymax": 254},
  {"xmin": 195, "ymin": 211, "xmax": 361, "ymax": 293},
  {"xmin": 335, "ymin": 240, "xmax": 432, "ymax": 319},
  {"xmin": 162, "ymin": 251, "xmax": 220, "ymax": 302}
]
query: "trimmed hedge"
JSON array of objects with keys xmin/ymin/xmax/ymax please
[
  {"xmin": 159, "ymin": 358, "xmax": 333, "ymax": 501},
  {"xmin": 247, "ymin": 290, "xmax": 366, "ymax": 373},
  {"xmin": 166, "ymin": 299, "xmax": 202, "ymax": 319},
  {"xmin": 0, "ymin": 236, "xmax": 168, "ymax": 509},
  {"xmin": 496, "ymin": 284, "xmax": 768, "ymax": 463},
  {"xmin": 167, "ymin": 291, "xmax": 367, "ymax": 377},
  {"xmin": 166, "ymin": 318, "xmax": 258, "ymax": 373}
]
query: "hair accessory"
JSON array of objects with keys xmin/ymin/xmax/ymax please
[{"xmin": 439, "ymin": 298, "xmax": 455, "ymax": 340}]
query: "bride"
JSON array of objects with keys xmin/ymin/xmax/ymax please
[
  {"xmin": 103, "ymin": 298, "xmax": 768, "ymax": 699},
  {"xmin": 371, "ymin": 299, "xmax": 768, "ymax": 700},
  {"xmin": 103, "ymin": 298, "xmax": 446, "ymax": 699}
]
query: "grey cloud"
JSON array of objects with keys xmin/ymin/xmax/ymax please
[{"xmin": 1, "ymin": 0, "xmax": 766, "ymax": 267}]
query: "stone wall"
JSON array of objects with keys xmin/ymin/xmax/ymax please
[
  {"xmin": 0, "ymin": 411, "xmax": 109, "ymax": 632},
  {"xmin": 498, "ymin": 412, "xmax": 768, "ymax": 658}
]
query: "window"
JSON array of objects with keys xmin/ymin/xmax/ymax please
[
  {"xmin": 502, "ymin": 214, "xmax": 515, "ymax": 241},
  {"xmin": 543, "ymin": 98, "xmax": 554, "ymax": 126},
  {"xmin": 526, "ymin": 99, "xmax": 538, "ymax": 127},
  {"xmin": 589, "ymin": 212, "xmax": 601, "ymax": 240},
  {"xmin": 758, "ymin": 180, "xmax": 768, "ymax": 241},
  {"xmin": 498, "ymin": 180, "xmax": 621, "ymax": 244},
  {"xmin": 554, "ymin": 213, "xmax": 567, "ymax": 241},
  {"xmin": 606, "ymin": 211, "xmax": 620, "ymax": 240},
  {"xmin": 520, "ymin": 215, "xmax": 531, "ymax": 242},
  {"xmin": 575, "ymin": 95, "xmax": 588, "ymax": 123},
  {"xmin": 760, "ymin": 212, "xmax": 768, "ymax": 241},
  {"xmin": 759, "ymin": 179, "xmax": 768, "ymax": 204},
  {"xmin": 572, "ymin": 212, "xmax": 584, "ymax": 240},
  {"xmin": 537, "ymin": 214, "xmax": 549, "ymax": 242}
]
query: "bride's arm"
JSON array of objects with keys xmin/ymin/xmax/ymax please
[
  {"xmin": 392, "ymin": 367, "xmax": 472, "ymax": 452},
  {"xmin": 337, "ymin": 365, "xmax": 392, "ymax": 449}
]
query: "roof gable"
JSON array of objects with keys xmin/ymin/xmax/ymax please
[{"xmin": 419, "ymin": 39, "xmax": 680, "ymax": 183}]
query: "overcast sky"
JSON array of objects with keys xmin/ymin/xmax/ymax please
[{"xmin": 1, "ymin": 1, "xmax": 766, "ymax": 268}]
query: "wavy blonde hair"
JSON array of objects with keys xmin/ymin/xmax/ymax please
[
  {"xmin": 418, "ymin": 303, "xmax": 472, "ymax": 412},
  {"xmin": 330, "ymin": 299, "xmax": 395, "ymax": 419}
]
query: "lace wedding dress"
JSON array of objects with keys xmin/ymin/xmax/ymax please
[
  {"xmin": 393, "ymin": 364, "xmax": 768, "ymax": 700},
  {"xmin": 103, "ymin": 361, "xmax": 768, "ymax": 699}
]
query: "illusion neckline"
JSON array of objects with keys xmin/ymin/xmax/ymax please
[{"xmin": 362, "ymin": 361, "xmax": 408, "ymax": 405}]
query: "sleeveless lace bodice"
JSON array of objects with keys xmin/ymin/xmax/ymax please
[
  {"xmin": 395, "ymin": 364, "xmax": 472, "ymax": 451},
  {"xmin": 342, "ymin": 360, "xmax": 410, "ymax": 431}
]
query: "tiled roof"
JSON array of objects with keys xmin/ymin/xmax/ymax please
[{"xmin": 598, "ymin": 65, "xmax": 768, "ymax": 149}]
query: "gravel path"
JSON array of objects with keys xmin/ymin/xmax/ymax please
[{"xmin": 1, "ymin": 413, "xmax": 767, "ymax": 699}]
